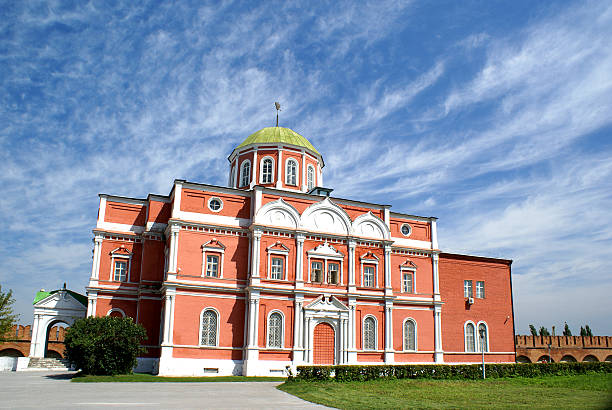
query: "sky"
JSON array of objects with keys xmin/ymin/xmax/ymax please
[{"xmin": 1, "ymin": 0, "xmax": 611, "ymax": 336}]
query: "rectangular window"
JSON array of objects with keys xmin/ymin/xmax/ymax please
[
  {"xmin": 206, "ymin": 255, "xmax": 219, "ymax": 277},
  {"xmin": 114, "ymin": 260, "xmax": 127, "ymax": 282},
  {"xmin": 464, "ymin": 280, "xmax": 473, "ymax": 298},
  {"xmin": 328, "ymin": 263, "xmax": 339, "ymax": 284},
  {"xmin": 402, "ymin": 272, "xmax": 413, "ymax": 293},
  {"xmin": 476, "ymin": 281, "xmax": 485, "ymax": 298},
  {"xmin": 363, "ymin": 266, "xmax": 375, "ymax": 287},
  {"xmin": 270, "ymin": 257, "xmax": 284, "ymax": 280},
  {"xmin": 311, "ymin": 261, "xmax": 323, "ymax": 282}
]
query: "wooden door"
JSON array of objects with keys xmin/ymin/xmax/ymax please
[{"xmin": 313, "ymin": 322, "xmax": 335, "ymax": 364}]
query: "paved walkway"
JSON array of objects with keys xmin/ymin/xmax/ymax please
[{"xmin": 0, "ymin": 371, "xmax": 326, "ymax": 409}]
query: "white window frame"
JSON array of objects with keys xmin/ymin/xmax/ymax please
[
  {"xmin": 476, "ymin": 281, "xmax": 485, "ymax": 298},
  {"xmin": 260, "ymin": 156, "xmax": 275, "ymax": 184},
  {"xmin": 307, "ymin": 164, "xmax": 315, "ymax": 190},
  {"xmin": 285, "ymin": 158, "xmax": 298, "ymax": 186},
  {"xmin": 229, "ymin": 165, "xmax": 236, "ymax": 188},
  {"xmin": 400, "ymin": 223, "xmax": 412, "ymax": 237},
  {"xmin": 362, "ymin": 315, "xmax": 378, "ymax": 351},
  {"xmin": 310, "ymin": 260, "xmax": 324, "ymax": 283},
  {"xmin": 240, "ymin": 159, "xmax": 251, "ymax": 187},
  {"xmin": 464, "ymin": 280, "xmax": 473, "ymax": 298},
  {"xmin": 306, "ymin": 243, "xmax": 344, "ymax": 285},
  {"xmin": 110, "ymin": 247, "xmax": 133, "ymax": 282},
  {"xmin": 403, "ymin": 318, "xmax": 417, "ymax": 351},
  {"xmin": 464, "ymin": 321, "xmax": 476, "ymax": 352},
  {"xmin": 327, "ymin": 261, "xmax": 340, "ymax": 285},
  {"xmin": 199, "ymin": 307, "xmax": 220, "ymax": 347},
  {"xmin": 360, "ymin": 252, "xmax": 379, "ymax": 288},
  {"xmin": 400, "ymin": 260, "xmax": 417, "ymax": 293},
  {"xmin": 106, "ymin": 308, "xmax": 126, "ymax": 317},
  {"xmin": 477, "ymin": 321, "xmax": 489, "ymax": 352},
  {"xmin": 207, "ymin": 196, "xmax": 223, "ymax": 213},
  {"xmin": 266, "ymin": 242, "xmax": 289, "ymax": 281},
  {"xmin": 201, "ymin": 240, "xmax": 226, "ymax": 278},
  {"xmin": 266, "ymin": 310, "xmax": 284, "ymax": 348}
]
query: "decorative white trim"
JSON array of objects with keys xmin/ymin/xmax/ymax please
[
  {"xmin": 266, "ymin": 242, "xmax": 289, "ymax": 280},
  {"xmin": 476, "ymin": 321, "xmax": 490, "ymax": 352},
  {"xmin": 259, "ymin": 156, "xmax": 275, "ymax": 184},
  {"xmin": 400, "ymin": 259, "xmax": 417, "ymax": 294},
  {"xmin": 464, "ymin": 321, "xmax": 476, "ymax": 352},
  {"xmin": 306, "ymin": 242, "xmax": 344, "ymax": 284},
  {"xmin": 266, "ymin": 310, "xmax": 285, "ymax": 348},
  {"xmin": 402, "ymin": 317, "xmax": 417, "ymax": 351},
  {"xmin": 254, "ymin": 198, "xmax": 301, "ymax": 229},
  {"xmin": 199, "ymin": 307, "xmax": 220, "ymax": 347},
  {"xmin": 201, "ymin": 239, "xmax": 226, "ymax": 278},
  {"xmin": 285, "ymin": 157, "xmax": 299, "ymax": 186},
  {"xmin": 400, "ymin": 223, "xmax": 412, "ymax": 237},
  {"xmin": 362, "ymin": 314, "xmax": 378, "ymax": 351},
  {"xmin": 300, "ymin": 197, "xmax": 353, "ymax": 236},
  {"xmin": 360, "ymin": 252, "xmax": 379, "ymax": 288},
  {"xmin": 353, "ymin": 212, "xmax": 390, "ymax": 240},
  {"xmin": 107, "ymin": 308, "xmax": 126, "ymax": 317},
  {"xmin": 110, "ymin": 247, "xmax": 133, "ymax": 282},
  {"xmin": 207, "ymin": 197, "xmax": 223, "ymax": 213}
]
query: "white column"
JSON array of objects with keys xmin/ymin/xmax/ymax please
[
  {"xmin": 384, "ymin": 300, "xmax": 394, "ymax": 362},
  {"xmin": 384, "ymin": 245, "xmax": 392, "ymax": 293},
  {"xmin": 295, "ymin": 234, "xmax": 305, "ymax": 285},
  {"xmin": 276, "ymin": 148, "xmax": 283, "ymax": 188},
  {"xmin": 161, "ymin": 293, "xmax": 174, "ymax": 346},
  {"xmin": 251, "ymin": 229, "xmax": 262, "ymax": 284},
  {"xmin": 348, "ymin": 240, "xmax": 356, "ymax": 289},
  {"xmin": 306, "ymin": 317, "xmax": 312, "ymax": 363},
  {"xmin": 434, "ymin": 305, "xmax": 444, "ymax": 362},
  {"xmin": 317, "ymin": 163, "xmax": 323, "ymax": 187},
  {"xmin": 87, "ymin": 290, "xmax": 97, "ymax": 317},
  {"xmin": 250, "ymin": 149, "xmax": 258, "ymax": 188},
  {"xmin": 233, "ymin": 159, "xmax": 238, "ymax": 188},
  {"xmin": 90, "ymin": 235, "xmax": 103, "ymax": 280},
  {"xmin": 244, "ymin": 292, "xmax": 261, "ymax": 375},
  {"xmin": 293, "ymin": 296, "xmax": 304, "ymax": 363},
  {"xmin": 301, "ymin": 151, "xmax": 307, "ymax": 191},
  {"xmin": 347, "ymin": 299, "xmax": 357, "ymax": 363},
  {"xmin": 432, "ymin": 252, "xmax": 441, "ymax": 301},
  {"xmin": 28, "ymin": 314, "xmax": 41, "ymax": 357},
  {"xmin": 168, "ymin": 225, "xmax": 180, "ymax": 275},
  {"xmin": 431, "ymin": 218, "xmax": 438, "ymax": 250}
]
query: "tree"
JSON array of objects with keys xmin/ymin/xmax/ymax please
[
  {"xmin": 64, "ymin": 316, "xmax": 147, "ymax": 375},
  {"xmin": 580, "ymin": 326, "xmax": 587, "ymax": 336},
  {"xmin": 563, "ymin": 322, "xmax": 572, "ymax": 336},
  {"xmin": 538, "ymin": 326, "xmax": 550, "ymax": 336},
  {"xmin": 0, "ymin": 285, "xmax": 19, "ymax": 343},
  {"xmin": 529, "ymin": 324, "xmax": 538, "ymax": 336},
  {"xmin": 585, "ymin": 325, "xmax": 593, "ymax": 337}
]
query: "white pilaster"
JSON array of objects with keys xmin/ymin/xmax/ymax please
[
  {"xmin": 171, "ymin": 181, "xmax": 183, "ymax": 218},
  {"xmin": 432, "ymin": 252, "xmax": 441, "ymax": 301},
  {"xmin": 244, "ymin": 291, "xmax": 261, "ymax": 375},
  {"xmin": 276, "ymin": 147, "xmax": 283, "ymax": 188},
  {"xmin": 384, "ymin": 245, "xmax": 392, "ymax": 293},
  {"xmin": 167, "ymin": 225, "xmax": 180, "ymax": 277},
  {"xmin": 295, "ymin": 234, "xmax": 305, "ymax": 286},
  {"xmin": 250, "ymin": 229, "xmax": 262, "ymax": 285},
  {"xmin": 28, "ymin": 314, "xmax": 41, "ymax": 357},
  {"xmin": 384, "ymin": 300, "xmax": 394, "ymax": 362},
  {"xmin": 250, "ymin": 149, "xmax": 258, "ymax": 189},
  {"xmin": 434, "ymin": 304, "xmax": 444, "ymax": 362},
  {"xmin": 431, "ymin": 218, "xmax": 438, "ymax": 250},
  {"xmin": 86, "ymin": 290, "xmax": 98, "ymax": 317},
  {"xmin": 348, "ymin": 240, "xmax": 356, "ymax": 290},
  {"xmin": 90, "ymin": 234, "xmax": 103, "ymax": 280},
  {"xmin": 292, "ymin": 294, "xmax": 304, "ymax": 364},
  {"xmin": 233, "ymin": 158, "xmax": 238, "ymax": 188},
  {"xmin": 301, "ymin": 151, "xmax": 307, "ymax": 191},
  {"xmin": 347, "ymin": 298, "xmax": 357, "ymax": 363}
]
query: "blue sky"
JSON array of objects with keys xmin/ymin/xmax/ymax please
[{"xmin": 1, "ymin": 0, "xmax": 611, "ymax": 336}]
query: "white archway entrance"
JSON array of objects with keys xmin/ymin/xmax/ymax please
[
  {"xmin": 303, "ymin": 295, "xmax": 350, "ymax": 365},
  {"xmin": 29, "ymin": 287, "xmax": 87, "ymax": 358}
]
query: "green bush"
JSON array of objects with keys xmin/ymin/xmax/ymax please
[
  {"xmin": 64, "ymin": 316, "xmax": 147, "ymax": 375},
  {"xmin": 294, "ymin": 362, "xmax": 612, "ymax": 382}
]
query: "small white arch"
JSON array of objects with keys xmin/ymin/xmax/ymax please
[
  {"xmin": 353, "ymin": 212, "xmax": 390, "ymax": 240},
  {"xmin": 476, "ymin": 321, "xmax": 489, "ymax": 352},
  {"xmin": 362, "ymin": 315, "xmax": 378, "ymax": 351},
  {"xmin": 106, "ymin": 308, "xmax": 126, "ymax": 317},
  {"xmin": 402, "ymin": 317, "xmax": 417, "ymax": 351},
  {"xmin": 464, "ymin": 320, "xmax": 477, "ymax": 352},
  {"xmin": 255, "ymin": 198, "xmax": 301, "ymax": 229},
  {"xmin": 266, "ymin": 310, "xmax": 285, "ymax": 348},
  {"xmin": 300, "ymin": 197, "xmax": 353, "ymax": 236},
  {"xmin": 199, "ymin": 307, "xmax": 220, "ymax": 347}
]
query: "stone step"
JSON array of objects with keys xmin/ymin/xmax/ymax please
[{"xmin": 27, "ymin": 357, "xmax": 71, "ymax": 369}]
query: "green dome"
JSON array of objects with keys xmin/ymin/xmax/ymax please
[{"xmin": 236, "ymin": 127, "xmax": 320, "ymax": 155}]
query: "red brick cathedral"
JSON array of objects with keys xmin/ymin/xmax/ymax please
[{"xmin": 86, "ymin": 126, "xmax": 515, "ymax": 375}]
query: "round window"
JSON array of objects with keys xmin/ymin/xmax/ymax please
[
  {"xmin": 208, "ymin": 197, "xmax": 223, "ymax": 212},
  {"xmin": 400, "ymin": 223, "xmax": 412, "ymax": 237}
]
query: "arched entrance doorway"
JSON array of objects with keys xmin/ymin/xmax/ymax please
[
  {"xmin": 313, "ymin": 322, "xmax": 335, "ymax": 365},
  {"xmin": 44, "ymin": 321, "xmax": 69, "ymax": 358}
]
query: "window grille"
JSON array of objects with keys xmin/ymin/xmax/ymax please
[
  {"xmin": 268, "ymin": 312, "xmax": 283, "ymax": 348},
  {"xmin": 363, "ymin": 266, "xmax": 374, "ymax": 287},
  {"xmin": 363, "ymin": 317, "xmax": 376, "ymax": 350},
  {"xmin": 286, "ymin": 159, "xmax": 297, "ymax": 185},
  {"xmin": 262, "ymin": 158, "xmax": 273, "ymax": 183},
  {"xmin": 114, "ymin": 261, "xmax": 127, "ymax": 281},
  {"xmin": 271, "ymin": 257, "xmax": 283, "ymax": 280},
  {"xmin": 201, "ymin": 310, "xmax": 217, "ymax": 346},
  {"xmin": 404, "ymin": 320, "xmax": 416, "ymax": 350},
  {"xmin": 206, "ymin": 255, "xmax": 219, "ymax": 277},
  {"xmin": 465, "ymin": 323, "xmax": 476, "ymax": 352}
]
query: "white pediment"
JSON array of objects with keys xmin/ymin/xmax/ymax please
[
  {"xmin": 254, "ymin": 198, "xmax": 300, "ymax": 229},
  {"xmin": 304, "ymin": 295, "xmax": 349, "ymax": 312},
  {"xmin": 307, "ymin": 241, "xmax": 344, "ymax": 258},
  {"xmin": 300, "ymin": 197, "xmax": 353, "ymax": 236},
  {"xmin": 353, "ymin": 211, "xmax": 390, "ymax": 240},
  {"xmin": 35, "ymin": 291, "xmax": 87, "ymax": 313}
]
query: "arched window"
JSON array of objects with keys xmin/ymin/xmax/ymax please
[
  {"xmin": 200, "ymin": 309, "xmax": 218, "ymax": 346},
  {"xmin": 267, "ymin": 312, "xmax": 283, "ymax": 348},
  {"xmin": 465, "ymin": 322, "xmax": 476, "ymax": 352},
  {"xmin": 229, "ymin": 165, "xmax": 236, "ymax": 187},
  {"xmin": 478, "ymin": 322, "xmax": 488, "ymax": 352},
  {"xmin": 260, "ymin": 157, "xmax": 274, "ymax": 184},
  {"xmin": 363, "ymin": 316, "xmax": 376, "ymax": 350},
  {"xmin": 286, "ymin": 159, "xmax": 297, "ymax": 185},
  {"xmin": 240, "ymin": 160, "xmax": 251, "ymax": 187},
  {"xmin": 307, "ymin": 165, "xmax": 315, "ymax": 190},
  {"xmin": 403, "ymin": 319, "xmax": 416, "ymax": 351}
]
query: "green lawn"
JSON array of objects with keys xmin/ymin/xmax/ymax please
[
  {"xmin": 278, "ymin": 373, "xmax": 612, "ymax": 409},
  {"xmin": 72, "ymin": 373, "xmax": 286, "ymax": 383}
]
